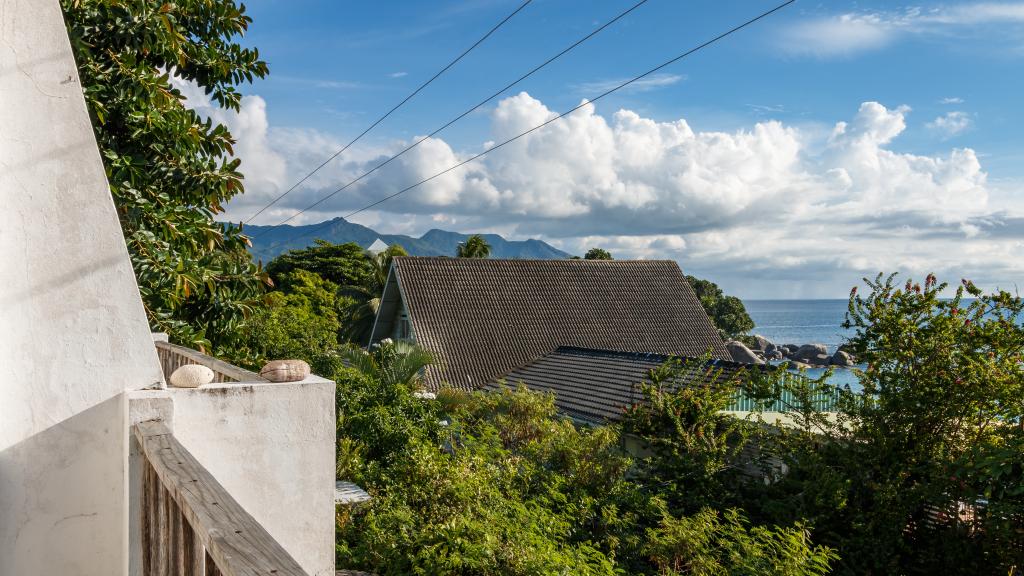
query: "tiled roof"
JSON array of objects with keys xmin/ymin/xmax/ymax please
[
  {"xmin": 383, "ymin": 257, "xmax": 730, "ymax": 390},
  {"xmin": 487, "ymin": 346, "xmax": 753, "ymax": 424}
]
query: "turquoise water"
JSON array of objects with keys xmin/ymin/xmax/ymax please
[{"xmin": 744, "ymin": 299, "xmax": 861, "ymax": 390}]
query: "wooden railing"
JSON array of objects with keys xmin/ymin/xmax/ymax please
[
  {"xmin": 155, "ymin": 341, "xmax": 266, "ymax": 384},
  {"xmin": 135, "ymin": 421, "xmax": 308, "ymax": 576}
]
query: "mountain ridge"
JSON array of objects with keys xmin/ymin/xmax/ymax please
[{"xmin": 242, "ymin": 217, "xmax": 572, "ymax": 262}]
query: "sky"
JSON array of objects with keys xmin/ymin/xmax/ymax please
[{"xmin": 188, "ymin": 0, "xmax": 1024, "ymax": 298}]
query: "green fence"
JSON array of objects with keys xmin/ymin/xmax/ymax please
[{"xmin": 725, "ymin": 386, "xmax": 842, "ymax": 413}]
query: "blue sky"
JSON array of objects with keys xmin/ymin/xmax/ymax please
[{"xmin": 189, "ymin": 1, "xmax": 1024, "ymax": 298}]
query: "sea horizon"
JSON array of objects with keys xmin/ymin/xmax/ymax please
[{"xmin": 743, "ymin": 299, "xmax": 860, "ymax": 388}]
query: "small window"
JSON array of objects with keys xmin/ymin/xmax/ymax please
[{"xmin": 395, "ymin": 310, "xmax": 411, "ymax": 340}]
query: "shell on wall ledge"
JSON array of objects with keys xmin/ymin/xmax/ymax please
[
  {"xmin": 260, "ymin": 359, "xmax": 311, "ymax": 383},
  {"xmin": 169, "ymin": 364, "xmax": 215, "ymax": 388}
]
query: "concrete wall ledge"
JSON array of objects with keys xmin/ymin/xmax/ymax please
[{"xmin": 127, "ymin": 375, "xmax": 336, "ymax": 576}]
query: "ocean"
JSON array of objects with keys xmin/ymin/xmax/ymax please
[
  {"xmin": 744, "ymin": 299, "xmax": 861, "ymax": 389},
  {"xmin": 744, "ymin": 300, "xmax": 854, "ymax": 352}
]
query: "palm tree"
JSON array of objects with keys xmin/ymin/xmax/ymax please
[
  {"xmin": 341, "ymin": 339, "xmax": 435, "ymax": 388},
  {"xmin": 456, "ymin": 234, "xmax": 491, "ymax": 258},
  {"xmin": 340, "ymin": 244, "xmax": 407, "ymax": 345}
]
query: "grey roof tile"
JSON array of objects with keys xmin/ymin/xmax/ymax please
[
  {"xmin": 487, "ymin": 346, "xmax": 754, "ymax": 424},
  {"xmin": 387, "ymin": 257, "xmax": 730, "ymax": 390}
]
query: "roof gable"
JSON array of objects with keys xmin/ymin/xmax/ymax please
[{"xmin": 382, "ymin": 257, "xmax": 730, "ymax": 389}]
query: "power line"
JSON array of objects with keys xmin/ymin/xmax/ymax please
[
  {"xmin": 260, "ymin": 0, "xmax": 796, "ymax": 253},
  {"xmin": 241, "ymin": 0, "xmax": 533, "ymax": 225},
  {"xmin": 251, "ymin": 0, "xmax": 653, "ymax": 237}
]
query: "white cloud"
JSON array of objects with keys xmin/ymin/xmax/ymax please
[
  {"xmin": 778, "ymin": 3, "xmax": 1024, "ymax": 57},
  {"xmin": 178, "ymin": 84, "xmax": 1022, "ymax": 298},
  {"xmin": 780, "ymin": 13, "xmax": 901, "ymax": 57},
  {"xmin": 940, "ymin": 97, "xmax": 964, "ymax": 104},
  {"xmin": 170, "ymin": 76, "xmax": 289, "ymax": 203},
  {"xmin": 746, "ymin": 103, "xmax": 786, "ymax": 115},
  {"xmin": 928, "ymin": 111, "xmax": 973, "ymax": 137},
  {"xmin": 926, "ymin": 2, "xmax": 1024, "ymax": 24},
  {"xmin": 388, "ymin": 71, "xmax": 408, "ymax": 78},
  {"xmin": 575, "ymin": 73, "xmax": 685, "ymax": 94},
  {"xmin": 271, "ymin": 75, "xmax": 365, "ymax": 90}
]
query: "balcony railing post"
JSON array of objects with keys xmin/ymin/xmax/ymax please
[
  {"xmin": 134, "ymin": 421, "xmax": 309, "ymax": 576},
  {"xmin": 142, "ymin": 462, "xmax": 153, "ymax": 575}
]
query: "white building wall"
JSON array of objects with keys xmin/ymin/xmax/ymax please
[
  {"xmin": 137, "ymin": 380, "xmax": 337, "ymax": 576},
  {"xmin": 0, "ymin": 1, "xmax": 165, "ymax": 574},
  {"xmin": 1, "ymin": 4, "xmax": 337, "ymax": 576}
]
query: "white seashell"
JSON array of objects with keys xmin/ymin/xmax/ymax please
[
  {"xmin": 260, "ymin": 359, "xmax": 311, "ymax": 383},
  {"xmin": 169, "ymin": 364, "xmax": 215, "ymax": 388}
]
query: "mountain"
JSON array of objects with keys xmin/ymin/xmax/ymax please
[{"xmin": 242, "ymin": 217, "xmax": 572, "ymax": 262}]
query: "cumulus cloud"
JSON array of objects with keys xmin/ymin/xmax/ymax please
[
  {"xmin": 180, "ymin": 84, "xmax": 1021, "ymax": 298},
  {"xmin": 940, "ymin": 97, "xmax": 964, "ymax": 104},
  {"xmin": 778, "ymin": 3, "xmax": 1024, "ymax": 58},
  {"xmin": 171, "ymin": 76, "xmax": 289, "ymax": 201},
  {"xmin": 928, "ymin": 111, "xmax": 973, "ymax": 137}
]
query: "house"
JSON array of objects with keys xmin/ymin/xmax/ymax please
[
  {"xmin": 486, "ymin": 345, "xmax": 842, "ymax": 426},
  {"xmin": 369, "ymin": 257, "xmax": 731, "ymax": 390},
  {"xmin": 366, "ymin": 238, "xmax": 389, "ymax": 255},
  {"xmin": 485, "ymin": 346, "xmax": 751, "ymax": 424}
]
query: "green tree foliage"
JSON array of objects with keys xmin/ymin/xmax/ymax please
[
  {"xmin": 338, "ymin": 437, "xmax": 619, "ymax": 575},
  {"xmin": 645, "ymin": 508, "xmax": 836, "ymax": 576},
  {"xmin": 839, "ymin": 274, "xmax": 1024, "ymax": 572},
  {"xmin": 622, "ymin": 357, "xmax": 757, "ymax": 514},
  {"xmin": 333, "ymin": 343, "xmax": 835, "ymax": 575},
  {"xmin": 341, "ymin": 340, "xmax": 434, "ymax": 390},
  {"xmin": 264, "ymin": 240, "xmax": 408, "ymax": 345},
  {"xmin": 752, "ymin": 274, "xmax": 1024, "ymax": 574},
  {"xmin": 456, "ymin": 234, "xmax": 492, "ymax": 258},
  {"xmin": 266, "ymin": 240, "xmax": 375, "ymax": 289},
  {"xmin": 240, "ymin": 270, "xmax": 341, "ymax": 375},
  {"xmin": 584, "ymin": 247, "xmax": 614, "ymax": 260},
  {"xmin": 686, "ymin": 275, "xmax": 755, "ymax": 340},
  {"xmin": 62, "ymin": 0, "xmax": 270, "ymax": 356},
  {"xmin": 334, "ymin": 341, "xmax": 443, "ymax": 471},
  {"xmin": 336, "ymin": 377, "xmax": 635, "ymax": 574}
]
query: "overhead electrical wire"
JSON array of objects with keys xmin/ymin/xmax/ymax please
[
  {"xmin": 251, "ymin": 0, "xmax": 653, "ymax": 237},
  {"xmin": 241, "ymin": 0, "xmax": 534, "ymax": 225},
  {"xmin": 261, "ymin": 0, "xmax": 796, "ymax": 252}
]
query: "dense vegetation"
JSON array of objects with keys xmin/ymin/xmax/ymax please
[
  {"xmin": 333, "ymin": 343, "xmax": 836, "ymax": 575},
  {"xmin": 685, "ymin": 275, "xmax": 755, "ymax": 340},
  {"xmin": 753, "ymin": 275, "xmax": 1024, "ymax": 573},
  {"xmin": 255, "ymin": 254, "xmax": 1024, "ymax": 574},
  {"xmin": 63, "ymin": 0, "xmax": 269, "ymax": 358}
]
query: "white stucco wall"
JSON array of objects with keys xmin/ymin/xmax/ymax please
[
  {"xmin": 156, "ymin": 380, "xmax": 337, "ymax": 576},
  {"xmin": 0, "ymin": 1, "xmax": 164, "ymax": 574}
]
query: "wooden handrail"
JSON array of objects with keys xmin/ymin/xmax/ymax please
[
  {"xmin": 135, "ymin": 421, "xmax": 308, "ymax": 576},
  {"xmin": 155, "ymin": 341, "xmax": 267, "ymax": 384}
]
